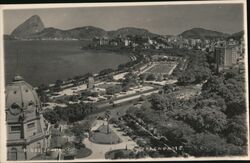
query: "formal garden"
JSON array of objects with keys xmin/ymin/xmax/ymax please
[{"xmin": 89, "ymin": 125, "xmax": 122, "ymax": 144}]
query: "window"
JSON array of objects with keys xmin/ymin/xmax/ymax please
[
  {"xmin": 10, "ymin": 125, "xmax": 21, "ymax": 132},
  {"xmin": 28, "ymin": 101, "xmax": 34, "ymax": 106},
  {"xmin": 37, "ymin": 142, "xmax": 41, "ymax": 153},
  {"xmin": 27, "ymin": 122, "xmax": 35, "ymax": 128},
  {"xmin": 11, "ymin": 103, "xmax": 19, "ymax": 109},
  {"xmin": 9, "ymin": 148, "xmax": 17, "ymax": 160}
]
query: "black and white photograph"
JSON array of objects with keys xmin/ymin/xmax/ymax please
[{"xmin": 0, "ymin": 1, "xmax": 249, "ymax": 161}]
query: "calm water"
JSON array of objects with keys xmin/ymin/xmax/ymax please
[{"xmin": 4, "ymin": 40, "xmax": 130, "ymax": 86}]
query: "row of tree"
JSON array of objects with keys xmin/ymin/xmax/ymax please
[
  {"xmin": 177, "ymin": 51, "xmax": 211, "ymax": 85},
  {"xmin": 43, "ymin": 102, "xmax": 97, "ymax": 124}
]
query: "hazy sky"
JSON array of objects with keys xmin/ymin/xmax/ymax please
[{"xmin": 3, "ymin": 3, "xmax": 244, "ymax": 35}]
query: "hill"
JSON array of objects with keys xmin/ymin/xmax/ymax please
[
  {"xmin": 179, "ymin": 28, "xmax": 229, "ymax": 39},
  {"xmin": 10, "ymin": 15, "xmax": 159, "ymax": 40},
  {"xmin": 11, "ymin": 15, "xmax": 45, "ymax": 39},
  {"xmin": 107, "ymin": 27, "xmax": 158, "ymax": 38},
  {"xmin": 228, "ymin": 30, "xmax": 244, "ymax": 40},
  {"xmin": 27, "ymin": 26, "xmax": 107, "ymax": 40}
]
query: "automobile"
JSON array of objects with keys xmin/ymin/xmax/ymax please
[
  {"xmin": 98, "ymin": 98, "xmax": 105, "ymax": 102},
  {"xmin": 122, "ymin": 133, "xmax": 128, "ymax": 136},
  {"xmin": 42, "ymin": 103, "xmax": 50, "ymax": 107},
  {"xmin": 131, "ymin": 135, "xmax": 138, "ymax": 140},
  {"xmin": 113, "ymin": 124, "xmax": 119, "ymax": 128},
  {"xmin": 51, "ymin": 93, "xmax": 60, "ymax": 96},
  {"xmin": 97, "ymin": 116, "xmax": 104, "ymax": 120},
  {"xmin": 134, "ymin": 146, "xmax": 140, "ymax": 149}
]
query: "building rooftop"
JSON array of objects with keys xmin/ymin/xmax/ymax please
[{"xmin": 6, "ymin": 75, "xmax": 41, "ymax": 110}]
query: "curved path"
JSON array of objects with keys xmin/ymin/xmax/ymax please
[{"xmin": 76, "ymin": 120, "xmax": 138, "ymax": 160}]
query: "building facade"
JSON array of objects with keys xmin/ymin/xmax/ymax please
[
  {"xmin": 87, "ymin": 77, "xmax": 95, "ymax": 90},
  {"xmin": 214, "ymin": 41, "xmax": 240, "ymax": 72},
  {"xmin": 6, "ymin": 76, "xmax": 50, "ymax": 160}
]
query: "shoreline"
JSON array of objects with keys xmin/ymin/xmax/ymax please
[{"xmin": 5, "ymin": 40, "xmax": 135, "ymax": 87}]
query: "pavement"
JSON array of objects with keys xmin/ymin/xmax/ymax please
[
  {"xmin": 97, "ymin": 89, "xmax": 159, "ymax": 109},
  {"xmin": 77, "ymin": 120, "xmax": 138, "ymax": 160}
]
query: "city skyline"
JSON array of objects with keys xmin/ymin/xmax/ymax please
[{"xmin": 3, "ymin": 3, "xmax": 244, "ymax": 35}]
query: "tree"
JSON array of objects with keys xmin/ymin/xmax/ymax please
[
  {"xmin": 99, "ymin": 68, "xmax": 114, "ymax": 76},
  {"xmin": 150, "ymin": 94, "xmax": 168, "ymax": 111},
  {"xmin": 148, "ymin": 150, "xmax": 161, "ymax": 158},
  {"xmin": 226, "ymin": 114, "xmax": 247, "ymax": 146},
  {"xmin": 43, "ymin": 110, "xmax": 60, "ymax": 124},
  {"xmin": 136, "ymin": 151, "xmax": 147, "ymax": 158},
  {"xmin": 185, "ymin": 133, "xmax": 245, "ymax": 156},
  {"xmin": 157, "ymin": 120, "xmax": 195, "ymax": 146},
  {"xmin": 202, "ymin": 74, "xmax": 246, "ymax": 117},
  {"xmin": 224, "ymin": 71, "xmax": 237, "ymax": 80},
  {"xmin": 139, "ymin": 95, "xmax": 147, "ymax": 101},
  {"xmin": 71, "ymin": 123, "xmax": 89, "ymax": 143},
  {"xmin": 177, "ymin": 51, "xmax": 212, "ymax": 85},
  {"xmin": 177, "ymin": 71, "xmax": 195, "ymax": 85},
  {"xmin": 146, "ymin": 74, "xmax": 156, "ymax": 81},
  {"xmin": 150, "ymin": 94, "xmax": 174, "ymax": 111},
  {"xmin": 44, "ymin": 103, "xmax": 96, "ymax": 124},
  {"xmin": 114, "ymin": 150, "xmax": 125, "ymax": 159},
  {"xmin": 194, "ymin": 96, "xmax": 226, "ymax": 112},
  {"xmin": 163, "ymin": 84, "xmax": 174, "ymax": 93},
  {"xmin": 180, "ymin": 105, "xmax": 227, "ymax": 134},
  {"xmin": 106, "ymin": 85, "xmax": 121, "ymax": 95},
  {"xmin": 55, "ymin": 79, "xmax": 63, "ymax": 87},
  {"xmin": 122, "ymin": 72, "xmax": 138, "ymax": 91},
  {"xmin": 196, "ymin": 106, "xmax": 227, "ymax": 133},
  {"xmin": 139, "ymin": 73, "xmax": 147, "ymax": 81}
]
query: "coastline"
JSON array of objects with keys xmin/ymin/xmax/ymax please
[{"xmin": 4, "ymin": 40, "xmax": 133, "ymax": 87}]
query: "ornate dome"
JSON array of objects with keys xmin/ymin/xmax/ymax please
[{"xmin": 5, "ymin": 75, "xmax": 41, "ymax": 110}]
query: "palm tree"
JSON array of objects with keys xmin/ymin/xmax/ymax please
[{"xmin": 105, "ymin": 111, "xmax": 111, "ymax": 134}]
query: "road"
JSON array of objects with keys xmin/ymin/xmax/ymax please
[{"xmin": 97, "ymin": 89, "xmax": 159, "ymax": 109}]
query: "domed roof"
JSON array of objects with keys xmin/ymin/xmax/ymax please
[{"xmin": 6, "ymin": 75, "xmax": 41, "ymax": 110}]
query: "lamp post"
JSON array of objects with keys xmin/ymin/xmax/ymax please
[{"xmin": 105, "ymin": 111, "xmax": 111, "ymax": 134}]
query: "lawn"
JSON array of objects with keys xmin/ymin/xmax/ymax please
[
  {"xmin": 146, "ymin": 63, "xmax": 176, "ymax": 74},
  {"xmin": 89, "ymin": 125, "xmax": 122, "ymax": 144},
  {"xmin": 105, "ymin": 149, "xmax": 134, "ymax": 159},
  {"xmin": 75, "ymin": 147, "xmax": 92, "ymax": 158}
]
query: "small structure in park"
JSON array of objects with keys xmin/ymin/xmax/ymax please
[{"xmin": 87, "ymin": 77, "xmax": 95, "ymax": 90}]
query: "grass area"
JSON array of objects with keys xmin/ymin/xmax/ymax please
[
  {"xmin": 171, "ymin": 85, "xmax": 201, "ymax": 100},
  {"xmin": 146, "ymin": 63, "xmax": 176, "ymax": 74},
  {"xmin": 105, "ymin": 149, "xmax": 134, "ymax": 159},
  {"xmin": 89, "ymin": 125, "xmax": 122, "ymax": 144},
  {"xmin": 75, "ymin": 148, "xmax": 92, "ymax": 158}
]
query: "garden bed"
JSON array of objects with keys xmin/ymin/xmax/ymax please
[{"xmin": 89, "ymin": 125, "xmax": 122, "ymax": 144}]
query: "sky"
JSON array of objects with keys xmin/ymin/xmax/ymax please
[{"xmin": 3, "ymin": 3, "xmax": 244, "ymax": 35}]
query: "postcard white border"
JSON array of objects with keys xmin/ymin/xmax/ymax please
[{"xmin": 0, "ymin": 0, "xmax": 249, "ymax": 162}]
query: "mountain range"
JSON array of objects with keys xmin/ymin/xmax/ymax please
[
  {"xmin": 7, "ymin": 15, "xmax": 243, "ymax": 40},
  {"xmin": 179, "ymin": 28, "xmax": 230, "ymax": 39}
]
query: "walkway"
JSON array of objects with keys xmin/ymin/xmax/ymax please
[{"xmin": 77, "ymin": 120, "xmax": 138, "ymax": 160}]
